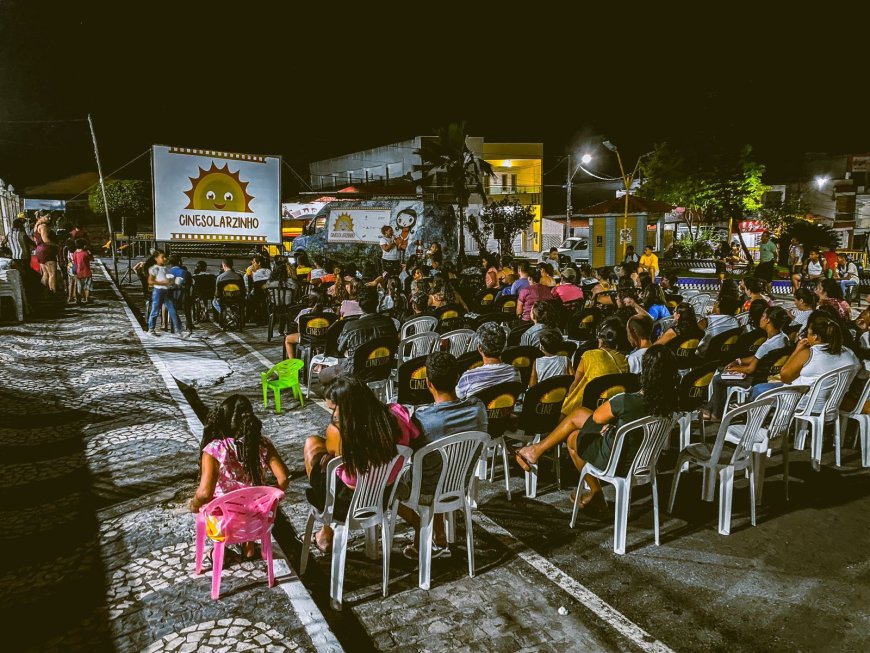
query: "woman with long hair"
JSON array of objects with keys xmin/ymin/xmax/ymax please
[
  {"xmin": 654, "ymin": 302, "xmax": 703, "ymax": 347},
  {"xmin": 815, "ymin": 278, "xmax": 850, "ymax": 321},
  {"xmin": 481, "ymin": 252, "xmax": 500, "ymax": 289},
  {"xmin": 191, "ymin": 395, "xmax": 290, "ymax": 559},
  {"xmin": 429, "ymin": 276, "xmax": 469, "ymax": 312},
  {"xmin": 303, "ymin": 377, "xmax": 420, "ymax": 552},
  {"xmin": 642, "ymin": 283, "xmax": 671, "ymax": 321},
  {"xmin": 284, "ymin": 289, "xmax": 334, "ymax": 359},
  {"xmin": 567, "ymin": 345, "xmax": 679, "ymax": 509},
  {"xmin": 33, "ymin": 214, "xmax": 59, "ymax": 292}
]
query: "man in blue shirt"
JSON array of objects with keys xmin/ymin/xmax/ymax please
[
  {"xmin": 501, "ymin": 261, "xmax": 530, "ymax": 296},
  {"xmin": 168, "ymin": 254, "xmax": 194, "ymax": 336}
]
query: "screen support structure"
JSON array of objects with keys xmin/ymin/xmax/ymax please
[{"xmin": 88, "ymin": 114, "xmax": 118, "ymax": 281}]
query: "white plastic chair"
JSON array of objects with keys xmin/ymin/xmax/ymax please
[
  {"xmin": 299, "ymin": 451, "xmax": 407, "ymax": 609},
  {"xmin": 793, "ymin": 365, "xmax": 857, "ymax": 471},
  {"xmin": 400, "ymin": 315, "xmax": 438, "ymax": 339},
  {"xmin": 569, "ymin": 415, "xmax": 676, "ymax": 554},
  {"xmin": 735, "ymin": 312, "xmax": 751, "ymax": 330},
  {"xmin": 724, "ymin": 385, "xmax": 809, "ymax": 504},
  {"xmin": 668, "ymin": 397, "xmax": 776, "ymax": 535},
  {"xmin": 440, "ymin": 329, "xmax": 477, "ymax": 357},
  {"xmin": 839, "ymin": 374, "xmax": 870, "ymax": 468},
  {"xmin": 0, "ymin": 269, "xmax": 25, "ymax": 322},
  {"xmin": 391, "ymin": 431, "xmax": 488, "ymax": 589},
  {"xmin": 397, "ymin": 331, "xmax": 440, "ymax": 363},
  {"xmin": 471, "ymin": 436, "xmax": 512, "ymax": 505}
]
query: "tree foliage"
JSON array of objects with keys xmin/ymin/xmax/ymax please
[
  {"xmin": 414, "ymin": 122, "xmax": 494, "ymax": 264},
  {"xmin": 640, "ymin": 141, "xmax": 767, "ymax": 261},
  {"xmin": 88, "ymin": 179, "xmax": 152, "ymax": 219},
  {"xmin": 468, "ymin": 198, "xmax": 536, "ymax": 255}
]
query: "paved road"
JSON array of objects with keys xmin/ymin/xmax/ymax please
[{"xmin": 3, "ymin": 265, "xmax": 869, "ymax": 652}]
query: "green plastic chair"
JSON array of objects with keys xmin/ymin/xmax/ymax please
[{"xmin": 261, "ymin": 359, "xmax": 305, "ymax": 413}]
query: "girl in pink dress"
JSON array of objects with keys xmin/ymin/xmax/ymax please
[{"xmin": 191, "ymin": 395, "xmax": 289, "ymax": 562}]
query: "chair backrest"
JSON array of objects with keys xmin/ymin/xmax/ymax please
[
  {"xmin": 265, "ymin": 358, "xmax": 304, "ymax": 380},
  {"xmin": 352, "ymin": 335, "xmax": 399, "ymax": 383},
  {"xmin": 581, "ymin": 373, "xmax": 641, "ymax": 410},
  {"xmin": 192, "ymin": 273, "xmax": 217, "ymax": 300},
  {"xmin": 201, "ymin": 486, "xmax": 284, "ymax": 546},
  {"xmin": 565, "ymin": 308, "xmax": 600, "ymax": 342},
  {"xmin": 843, "ymin": 374, "xmax": 870, "ymax": 419},
  {"xmin": 754, "ymin": 384, "xmax": 810, "ymax": 439},
  {"xmin": 267, "ymin": 285, "xmax": 295, "ymax": 308},
  {"xmin": 472, "ymin": 381, "xmax": 525, "ymax": 437},
  {"xmin": 676, "ymin": 360, "xmax": 720, "ymax": 411},
  {"xmin": 320, "ymin": 317, "xmax": 348, "ymax": 357},
  {"xmin": 396, "ymin": 355, "xmax": 435, "ymax": 406},
  {"xmin": 434, "ymin": 303, "xmax": 465, "ymax": 333},
  {"xmin": 712, "ymin": 398, "xmax": 777, "ymax": 466},
  {"xmin": 344, "ymin": 452, "xmax": 408, "ymax": 529},
  {"xmin": 399, "ymin": 331, "xmax": 440, "ymax": 362},
  {"xmin": 733, "ymin": 328, "xmax": 767, "ymax": 358},
  {"xmin": 554, "ymin": 339, "xmax": 577, "ymax": 360},
  {"xmin": 468, "ymin": 312, "xmax": 513, "ymax": 330},
  {"xmin": 456, "ymin": 350, "xmax": 484, "ymax": 375},
  {"xmin": 475, "ymin": 288, "xmax": 499, "ymax": 312},
  {"xmin": 517, "ymin": 374, "xmax": 574, "ymax": 434},
  {"xmin": 507, "ymin": 321, "xmax": 534, "ymax": 347},
  {"xmin": 401, "ymin": 315, "xmax": 438, "ymax": 339},
  {"xmin": 753, "ymin": 345, "xmax": 793, "ymax": 383},
  {"xmin": 500, "ymin": 345, "xmax": 542, "ymax": 388},
  {"xmin": 597, "ymin": 415, "xmax": 676, "ymax": 480},
  {"xmin": 406, "ymin": 431, "xmax": 489, "ymax": 512},
  {"xmin": 704, "ymin": 327, "xmax": 743, "ymax": 364},
  {"xmin": 494, "ymin": 293, "xmax": 518, "ymax": 314},
  {"xmin": 440, "ymin": 329, "xmax": 477, "ymax": 357},
  {"xmin": 299, "ymin": 311, "xmax": 339, "ymax": 348},
  {"xmin": 217, "ymin": 278, "xmax": 244, "ymax": 301},
  {"xmin": 798, "ymin": 365, "xmax": 858, "ymax": 419},
  {"xmin": 653, "ymin": 317, "xmax": 675, "ymax": 341}
]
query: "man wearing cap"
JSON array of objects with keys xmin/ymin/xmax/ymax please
[{"xmin": 552, "ymin": 267, "xmax": 583, "ymax": 303}]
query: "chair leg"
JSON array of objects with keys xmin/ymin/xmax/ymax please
[
  {"xmin": 718, "ymin": 467, "xmax": 735, "ymax": 535},
  {"xmin": 364, "ymin": 526, "xmax": 379, "ymax": 560},
  {"xmin": 667, "ymin": 455, "xmax": 686, "ymax": 513},
  {"xmin": 274, "ymin": 388, "xmax": 281, "ymax": 414},
  {"xmin": 752, "ymin": 452, "xmax": 766, "ymax": 506},
  {"xmin": 701, "ymin": 464, "xmax": 718, "ymax": 502},
  {"xmin": 446, "ymin": 511, "xmax": 456, "ymax": 544},
  {"xmin": 418, "ymin": 506, "xmax": 434, "ymax": 590},
  {"xmin": 834, "ymin": 418, "xmax": 842, "ymax": 468},
  {"xmin": 569, "ymin": 469, "xmax": 587, "ymax": 528},
  {"xmin": 554, "ymin": 443, "xmax": 562, "ymax": 490},
  {"xmin": 268, "ymin": 314, "xmax": 275, "ymax": 342},
  {"xmin": 748, "ymin": 467, "xmax": 757, "ymax": 527},
  {"xmin": 464, "ymin": 503, "xmax": 475, "ymax": 579},
  {"xmin": 783, "ymin": 436, "xmax": 791, "ymax": 501},
  {"xmin": 811, "ymin": 422, "xmax": 823, "ymax": 472},
  {"xmin": 211, "ymin": 542, "xmax": 225, "ymax": 600},
  {"xmin": 262, "ymin": 536, "xmax": 275, "ymax": 588},
  {"xmin": 262, "ymin": 382, "xmax": 269, "ymax": 409},
  {"xmin": 500, "ymin": 440, "xmax": 511, "ymax": 501},
  {"xmin": 300, "ymin": 513, "xmax": 316, "ymax": 575},
  {"xmin": 195, "ymin": 514, "xmax": 206, "ymax": 575},
  {"xmin": 330, "ymin": 523, "xmax": 349, "ymax": 610},
  {"xmin": 651, "ymin": 474, "xmax": 661, "ymax": 546},
  {"xmin": 381, "ymin": 520, "xmax": 392, "ymax": 598},
  {"xmin": 613, "ymin": 481, "xmax": 630, "ymax": 555},
  {"xmin": 860, "ymin": 420, "xmax": 870, "ymax": 467}
]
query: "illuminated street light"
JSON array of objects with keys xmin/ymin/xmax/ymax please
[
  {"xmin": 581, "ymin": 153, "xmax": 592, "ymax": 165},
  {"xmin": 815, "ymin": 175, "xmax": 830, "ymax": 189}
]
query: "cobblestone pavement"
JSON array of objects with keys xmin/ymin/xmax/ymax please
[
  {"xmin": 151, "ymin": 278, "xmax": 870, "ymax": 653},
  {"xmin": 0, "ymin": 267, "xmax": 336, "ymax": 653}
]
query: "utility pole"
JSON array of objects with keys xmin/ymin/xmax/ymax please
[
  {"xmin": 565, "ymin": 154, "xmax": 572, "ymax": 239},
  {"xmin": 88, "ymin": 114, "xmax": 118, "ymax": 281}
]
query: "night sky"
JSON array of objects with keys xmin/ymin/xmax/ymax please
[{"xmin": 1, "ymin": 2, "xmax": 868, "ymax": 194}]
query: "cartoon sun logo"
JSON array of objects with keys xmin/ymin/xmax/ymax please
[
  {"xmin": 184, "ymin": 162, "xmax": 254, "ymax": 213},
  {"xmin": 333, "ymin": 212, "xmax": 354, "ymax": 231}
]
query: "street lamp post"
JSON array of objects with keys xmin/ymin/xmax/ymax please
[
  {"xmin": 603, "ymin": 140, "xmax": 632, "ymax": 260},
  {"xmin": 565, "ymin": 153, "xmax": 593, "ymax": 239}
]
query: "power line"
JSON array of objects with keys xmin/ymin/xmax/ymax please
[
  {"xmin": 0, "ymin": 118, "xmax": 88, "ymax": 124},
  {"xmin": 66, "ymin": 148, "xmax": 151, "ymax": 202}
]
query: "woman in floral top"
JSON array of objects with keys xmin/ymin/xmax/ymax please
[
  {"xmin": 190, "ymin": 395, "xmax": 289, "ymax": 560},
  {"xmin": 815, "ymin": 278, "xmax": 851, "ymax": 321}
]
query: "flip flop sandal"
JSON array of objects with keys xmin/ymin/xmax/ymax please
[{"xmin": 311, "ymin": 533, "xmax": 332, "ymax": 554}]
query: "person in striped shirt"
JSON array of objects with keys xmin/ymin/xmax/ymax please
[{"xmin": 455, "ymin": 322, "xmax": 521, "ymax": 399}]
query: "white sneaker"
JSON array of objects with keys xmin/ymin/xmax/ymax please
[{"xmin": 180, "ymin": 331, "xmax": 192, "ymax": 339}]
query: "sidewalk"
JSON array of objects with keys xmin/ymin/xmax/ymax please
[{"xmin": 0, "ymin": 266, "xmax": 340, "ymax": 653}]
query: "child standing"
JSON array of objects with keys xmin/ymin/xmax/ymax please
[{"xmin": 71, "ymin": 239, "xmax": 94, "ymax": 305}]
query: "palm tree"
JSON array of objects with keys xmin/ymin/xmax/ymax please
[{"xmin": 414, "ymin": 122, "xmax": 494, "ymax": 266}]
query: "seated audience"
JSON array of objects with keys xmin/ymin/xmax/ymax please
[
  {"xmin": 626, "ymin": 314, "xmax": 654, "ymax": 374},
  {"xmin": 654, "ymin": 302, "xmax": 704, "ymax": 347},
  {"xmin": 456, "ymin": 322, "xmax": 521, "ymax": 399},
  {"xmin": 517, "ymin": 268, "xmax": 554, "ymax": 321},
  {"xmin": 552, "ymin": 267, "xmax": 583, "ymax": 303},
  {"xmin": 520, "ymin": 300, "xmax": 561, "ymax": 347},
  {"xmin": 815, "ymin": 278, "xmax": 850, "ymax": 321},
  {"xmin": 529, "ymin": 329, "xmax": 573, "ymax": 387}
]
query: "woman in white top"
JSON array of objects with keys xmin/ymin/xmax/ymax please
[
  {"xmin": 697, "ymin": 295, "xmax": 741, "ymax": 354},
  {"xmin": 749, "ymin": 315, "xmax": 859, "ymax": 412},
  {"xmin": 790, "ymin": 287, "xmax": 817, "ymax": 328},
  {"xmin": 792, "ymin": 247, "xmax": 826, "ymax": 290},
  {"xmin": 626, "ymin": 313, "xmax": 654, "ymax": 374}
]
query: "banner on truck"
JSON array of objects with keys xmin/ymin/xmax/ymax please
[
  {"xmin": 327, "ymin": 208, "xmax": 398, "ymax": 243},
  {"xmin": 152, "ymin": 145, "xmax": 280, "ymax": 243},
  {"xmin": 24, "ymin": 199, "xmax": 66, "ymax": 211}
]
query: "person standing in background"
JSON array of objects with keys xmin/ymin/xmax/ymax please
[{"xmin": 788, "ymin": 237, "xmax": 804, "ymax": 292}]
